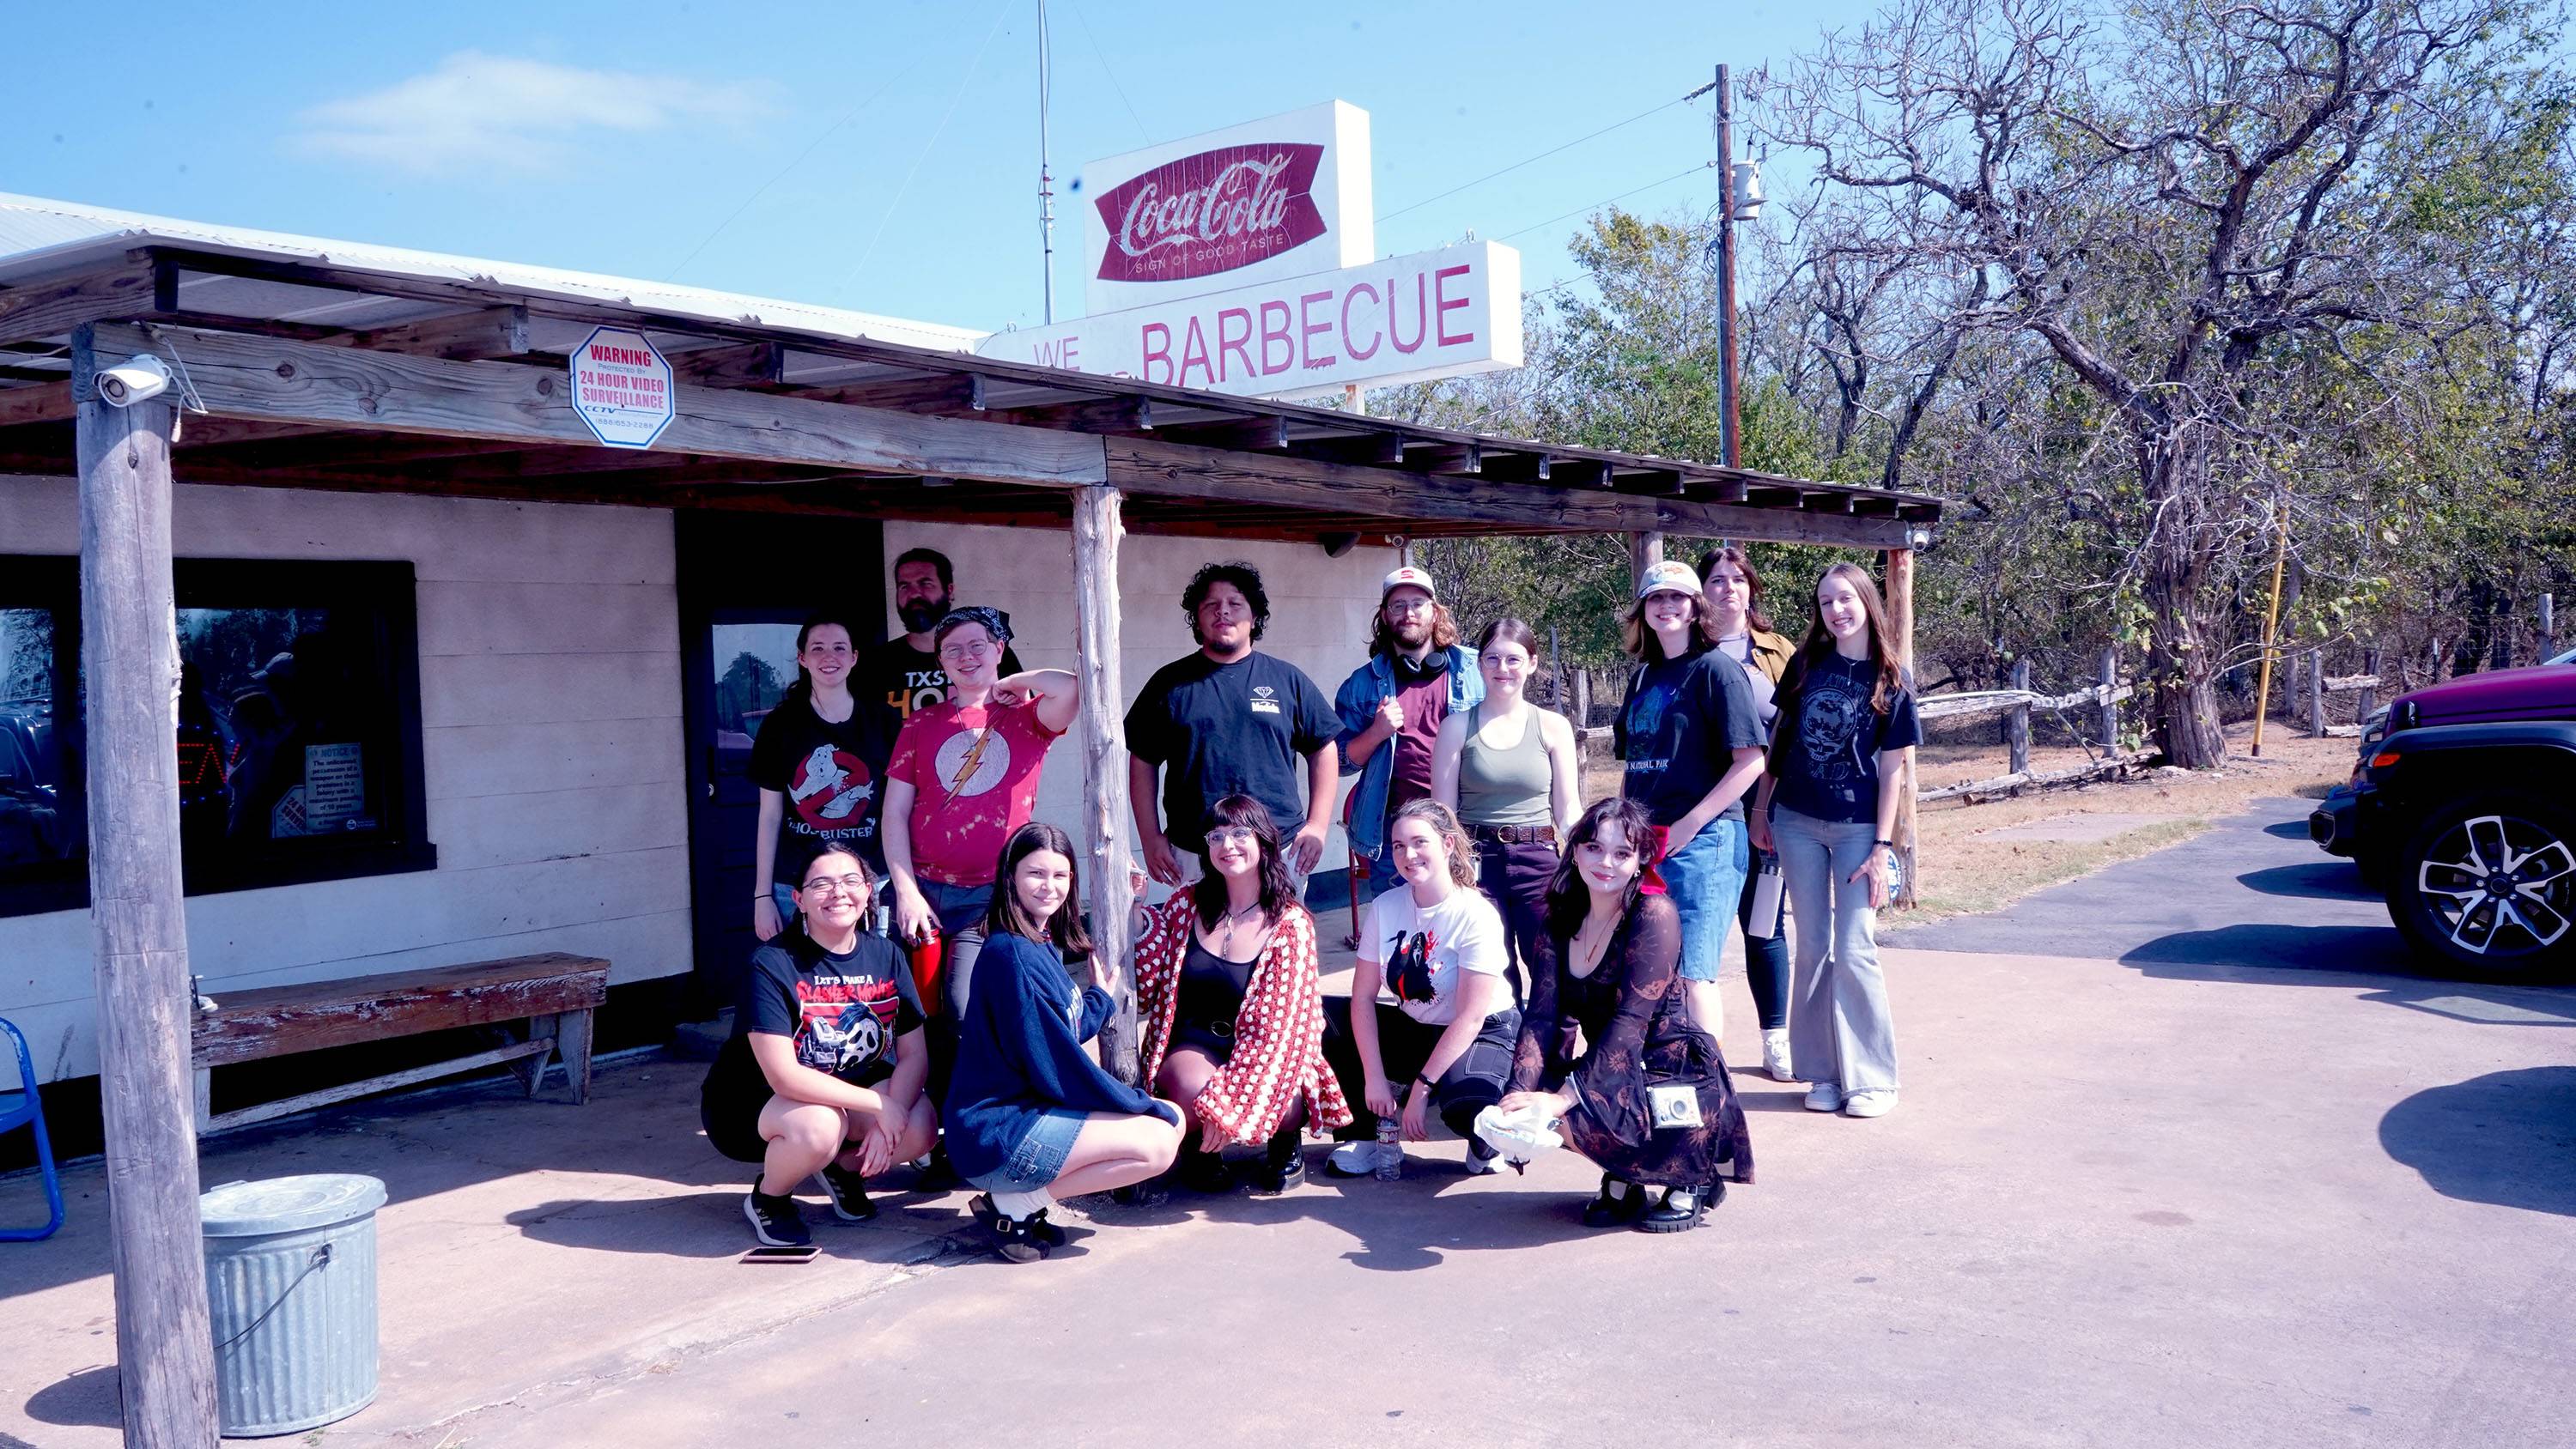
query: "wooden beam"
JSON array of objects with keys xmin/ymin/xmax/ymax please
[
  {"xmin": 671, "ymin": 341, "xmax": 783, "ymax": 388},
  {"xmin": 1416, "ymin": 443, "xmax": 1482, "ymax": 475},
  {"xmin": 1162, "ymin": 415, "xmax": 1291, "ymax": 451},
  {"xmin": 1289, "ymin": 431, "xmax": 1407, "ymax": 465},
  {"xmin": 0, "ymin": 256, "xmax": 158, "ymax": 347},
  {"xmin": 988, "ymin": 395, "xmax": 1152, "ymax": 433},
  {"xmin": 794, "ymin": 372, "xmax": 985, "ymax": 413},
  {"xmin": 1886, "ymin": 547, "xmax": 1918, "ymax": 910},
  {"xmin": 93, "ymin": 324, "xmax": 1105, "ymax": 490},
  {"xmin": 1072, "ymin": 484, "xmax": 1140, "ymax": 1083},
  {"xmin": 350, "ymin": 305, "xmax": 534, "ymax": 361},
  {"xmin": 0, "ymin": 379, "xmax": 72, "ymax": 427},
  {"xmin": 70, "ymin": 325, "xmax": 219, "ymax": 1444},
  {"xmin": 1106, "ymin": 437, "xmax": 1918, "ymax": 548},
  {"xmin": 1631, "ymin": 531, "xmax": 1665, "ymax": 591}
]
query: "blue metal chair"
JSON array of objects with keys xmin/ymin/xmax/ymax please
[{"xmin": 0, "ymin": 1017, "xmax": 64, "ymax": 1241}]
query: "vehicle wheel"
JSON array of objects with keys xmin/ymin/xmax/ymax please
[{"xmin": 2385, "ymin": 793, "xmax": 2576, "ymax": 983}]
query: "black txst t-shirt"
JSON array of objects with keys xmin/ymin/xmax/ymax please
[
  {"xmin": 1124, "ymin": 651, "xmax": 1339, "ymax": 852},
  {"xmin": 747, "ymin": 694, "xmax": 887, "ymax": 876},
  {"xmin": 858, "ymin": 635, "xmax": 1026, "ymax": 743},
  {"xmin": 1614, "ymin": 647, "xmax": 1765, "ymax": 827},
  {"xmin": 708, "ymin": 927, "xmax": 925, "ymax": 1104}
]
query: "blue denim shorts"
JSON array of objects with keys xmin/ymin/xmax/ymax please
[
  {"xmin": 1660, "ymin": 817, "xmax": 1749, "ymax": 983},
  {"xmin": 969, "ymin": 1109, "xmax": 1086, "ymax": 1194}
]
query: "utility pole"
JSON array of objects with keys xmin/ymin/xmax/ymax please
[
  {"xmin": 1037, "ymin": 0, "xmax": 1057, "ymax": 324},
  {"xmin": 1716, "ymin": 63, "xmax": 1740, "ymax": 470}
]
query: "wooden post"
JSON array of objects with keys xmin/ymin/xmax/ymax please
[
  {"xmin": 1629, "ymin": 531, "xmax": 1664, "ymax": 591},
  {"xmin": 1885, "ymin": 549, "xmax": 1918, "ymax": 908},
  {"xmin": 2098, "ymin": 646, "xmax": 2120, "ymax": 751},
  {"xmin": 2307, "ymin": 649, "xmax": 2326, "ymax": 737},
  {"xmin": 72, "ymin": 325, "xmax": 220, "ymax": 1446},
  {"xmin": 1549, "ymin": 625, "xmax": 1563, "ymax": 711},
  {"xmin": 2006, "ymin": 658, "xmax": 2032, "ymax": 776},
  {"xmin": 1071, "ymin": 483, "xmax": 1140, "ymax": 1083},
  {"xmin": 2358, "ymin": 646, "xmax": 2380, "ymax": 723},
  {"xmin": 1574, "ymin": 667, "xmax": 1592, "ymax": 732},
  {"xmin": 2251, "ymin": 500, "xmax": 2290, "ymax": 757},
  {"xmin": 2543, "ymin": 594, "xmax": 2557, "ymax": 658}
]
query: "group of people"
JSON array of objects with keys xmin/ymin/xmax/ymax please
[{"xmin": 700, "ymin": 543, "xmax": 1921, "ymax": 1260}]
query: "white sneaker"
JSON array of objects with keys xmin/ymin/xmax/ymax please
[
  {"xmin": 1762, "ymin": 1029, "xmax": 1795, "ymax": 1082},
  {"xmin": 1803, "ymin": 1082, "xmax": 1844, "ymax": 1113},
  {"xmin": 1327, "ymin": 1140, "xmax": 1394, "ymax": 1178},
  {"xmin": 1462, "ymin": 1138, "xmax": 1500, "ymax": 1176},
  {"xmin": 1842, "ymin": 1089, "xmax": 1897, "ymax": 1119}
]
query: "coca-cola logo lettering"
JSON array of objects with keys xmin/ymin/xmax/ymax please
[{"xmin": 1095, "ymin": 142, "xmax": 1327, "ymax": 284}]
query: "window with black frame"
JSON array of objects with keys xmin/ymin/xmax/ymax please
[{"xmin": 0, "ymin": 557, "xmax": 433, "ymax": 918}]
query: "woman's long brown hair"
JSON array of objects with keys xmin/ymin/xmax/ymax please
[{"xmin": 1778, "ymin": 561, "xmax": 1906, "ymax": 718}]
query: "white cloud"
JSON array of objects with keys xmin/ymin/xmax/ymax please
[{"xmin": 294, "ymin": 52, "xmax": 766, "ymax": 174}]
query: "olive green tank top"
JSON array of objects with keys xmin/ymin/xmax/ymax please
[{"xmin": 1455, "ymin": 702, "xmax": 1554, "ymax": 828}]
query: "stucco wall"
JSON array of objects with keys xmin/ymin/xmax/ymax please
[
  {"xmin": 0, "ymin": 477, "xmax": 688, "ymax": 1083},
  {"xmin": 880, "ymin": 520, "xmax": 1400, "ymax": 863}
]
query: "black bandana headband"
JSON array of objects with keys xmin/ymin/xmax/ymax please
[{"xmin": 933, "ymin": 605, "xmax": 1012, "ymax": 648}]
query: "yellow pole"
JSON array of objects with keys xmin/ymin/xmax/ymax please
[{"xmin": 2251, "ymin": 500, "xmax": 2290, "ymax": 758}]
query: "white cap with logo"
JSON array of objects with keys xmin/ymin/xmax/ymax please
[{"xmin": 1381, "ymin": 566, "xmax": 1437, "ymax": 600}]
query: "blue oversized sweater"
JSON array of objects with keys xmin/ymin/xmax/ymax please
[{"xmin": 945, "ymin": 931, "xmax": 1179, "ymax": 1181}]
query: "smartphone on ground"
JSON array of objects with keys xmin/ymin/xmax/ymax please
[{"xmin": 739, "ymin": 1246, "xmax": 821, "ymax": 1264}]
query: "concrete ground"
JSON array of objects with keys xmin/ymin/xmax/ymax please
[{"xmin": 4, "ymin": 803, "xmax": 2573, "ymax": 1446}]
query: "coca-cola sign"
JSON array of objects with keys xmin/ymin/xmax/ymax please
[{"xmin": 1093, "ymin": 142, "xmax": 1328, "ymax": 284}]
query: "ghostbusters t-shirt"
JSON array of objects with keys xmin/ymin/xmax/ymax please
[
  {"xmin": 707, "ymin": 927, "xmax": 926, "ymax": 1104},
  {"xmin": 748, "ymin": 694, "xmax": 887, "ymax": 876},
  {"xmin": 1365, "ymin": 885, "xmax": 1508, "ymax": 1027},
  {"xmin": 886, "ymin": 697, "xmax": 1066, "ymax": 888}
]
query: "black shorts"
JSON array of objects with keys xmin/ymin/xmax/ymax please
[{"xmin": 700, "ymin": 1068, "xmax": 890, "ymax": 1165}]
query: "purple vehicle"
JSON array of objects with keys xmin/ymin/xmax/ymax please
[{"xmin": 2311, "ymin": 646, "xmax": 2576, "ymax": 979}]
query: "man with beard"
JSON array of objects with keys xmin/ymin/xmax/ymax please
[
  {"xmin": 1334, "ymin": 567, "xmax": 1483, "ymax": 899},
  {"xmin": 1127, "ymin": 561, "xmax": 1340, "ymax": 892},
  {"xmin": 860, "ymin": 548, "xmax": 1024, "ymax": 743}
]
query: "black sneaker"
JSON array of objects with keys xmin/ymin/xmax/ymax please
[
  {"xmin": 1254, "ymin": 1131, "xmax": 1306, "ymax": 1194},
  {"xmin": 1176, "ymin": 1148, "xmax": 1233, "ymax": 1194},
  {"xmin": 818, "ymin": 1164, "xmax": 877, "ymax": 1222},
  {"xmin": 1637, "ymin": 1180, "xmax": 1722, "ymax": 1234},
  {"xmin": 744, "ymin": 1189, "xmax": 812, "ymax": 1247},
  {"xmin": 912, "ymin": 1148, "xmax": 962, "ymax": 1193},
  {"xmin": 1580, "ymin": 1174, "xmax": 1649, "ymax": 1229}
]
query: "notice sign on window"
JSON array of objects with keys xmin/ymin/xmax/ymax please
[
  {"xmin": 569, "ymin": 325, "xmax": 676, "ymax": 449},
  {"xmin": 304, "ymin": 743, "xmax": 365, "ymax": 833}
]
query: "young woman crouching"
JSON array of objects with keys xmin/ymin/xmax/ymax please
[{"xmin": 945, "ymin": 823, "xmax": 1185, "ymax": 1261}]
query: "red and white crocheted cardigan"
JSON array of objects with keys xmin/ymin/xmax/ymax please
[{"xmin": 1134, "ymin": 896, "xmax": 1353, "ymax": 1142}]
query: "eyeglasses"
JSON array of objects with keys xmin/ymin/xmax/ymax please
[
  {"xmin": 938, "ymin": 639, "xmax": 998, "ymax": 662},
  {"xmin": 1205, "ymin": 827, "xmax": 1261, "ymax": 848},
  {"xmin": 800, "ymin": 875, "xmax": 870, "ymax": 898},
  {"xmin": 1383, "ymin": 597, "xmax": 1434, "ymax": 615}
]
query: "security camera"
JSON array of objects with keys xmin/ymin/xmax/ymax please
[{"xmin": 94, "ymin": 355, "xmax": 173, "ymax": 408}]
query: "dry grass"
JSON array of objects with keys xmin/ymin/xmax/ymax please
[{"xmin": 1577, "ymin": 715, "xmax": 2355, "ymax": 924}]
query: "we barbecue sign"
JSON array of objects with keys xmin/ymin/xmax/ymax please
[{"xmin": 569, "ymin": 326, "xmax": 674, "ymax": 449}]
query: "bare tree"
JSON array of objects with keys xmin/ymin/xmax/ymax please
[{"xmin": 1759, "ymin": 0, "xmax": 2528, "ymax": 765}]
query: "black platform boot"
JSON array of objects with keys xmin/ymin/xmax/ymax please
[{"xmin": 1582, "ymin": 1173, "xmax": 1650, "ymax": 1228}]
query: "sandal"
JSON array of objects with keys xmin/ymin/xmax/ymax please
[{"xmin": 1581, "ymin": 1173, "xmax": 1649, "ymax": 1228}]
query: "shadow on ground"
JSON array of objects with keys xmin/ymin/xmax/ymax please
[
  {"xmin": 2379, "ymin": 1067, "xmax": 2576, "ymax": 1217},
  {"xmin": 21, "ymin": 1365, "xmax": 117, "ymax": 1433}
]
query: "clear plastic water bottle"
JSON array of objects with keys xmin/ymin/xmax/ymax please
[
  {"xmin": 1883, "ymin": 846, "xmax": 1905, "ymax": 899},
  {"xmin": 1374, "ymin": 1114, "xmax": 1403, "ymax": 1180},
  {"xmin": 1747, "ymin": 852, "xmax": 1784, "ymax": 938}
]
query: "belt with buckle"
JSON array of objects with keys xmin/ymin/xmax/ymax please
[{"xmin": 1469, "ymin": 823, "xmax": 1557, "ymax": 846}]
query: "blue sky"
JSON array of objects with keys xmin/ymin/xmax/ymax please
[{"xmin": 6, "ymin": 0, "xmax": 1877, "ymax": 332}]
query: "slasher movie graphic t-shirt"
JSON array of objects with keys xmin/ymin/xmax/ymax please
[
  {"xmin": 1774, "ymin": 654, "xmax": 1923, "ymax": 825},
  {"xmin": 707, "ymin": 927, "xmax": 926, "ymax": 1104},
  {"xmin": 1614, "ymin": 648, "xmax": 1765, "ymax": 828},
  {"xmin": 1124, "ymin": 651, "xmax": 1339, "ymax": 852},
  {"xmin": 748, "ymin": 694, "xmax": 887, "ymax": 876},
  {"xmin": 1366, "ymin": 885, "xmax": 1508, "ymax": 1028},
  {"xmin": 886, "ymin": 697, "xmax": 1065, "ymax": 887}
]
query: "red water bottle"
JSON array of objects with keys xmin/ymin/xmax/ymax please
[{"xmin": 908, "ymin": 928, "xmax": 945, "ymax": 1016}]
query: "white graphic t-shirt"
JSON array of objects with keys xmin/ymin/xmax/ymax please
[{"xmin": 1365, "ymin": 885, "xmax": 1508, "ymax": 1027}]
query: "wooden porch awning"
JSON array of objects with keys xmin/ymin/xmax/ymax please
[{"xmin": 0, "ymin": 246, "xmax": 1940, "ymax": 549}]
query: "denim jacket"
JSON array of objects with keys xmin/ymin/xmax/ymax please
[{"xmin": 1334, "ymin": 645, "xmax": 1485, "ymax": 862}]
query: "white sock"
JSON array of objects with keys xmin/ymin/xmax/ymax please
[{"xmin": 990, "ymin": 1187, "xmax": 1053, "ymax": 1219}]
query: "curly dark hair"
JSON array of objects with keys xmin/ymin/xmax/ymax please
[
  {"xmin": 1188, "ymin": 795, "xmax": 1301, "ymax": 930},
  {"xmin": 1182, "ymin": 561, "xmax": 1270, "ymax": 645}
]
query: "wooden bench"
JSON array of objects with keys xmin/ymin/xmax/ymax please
[{"xmin": 190, "ymin": 952, "xmax": 609, "ymax": 1135}]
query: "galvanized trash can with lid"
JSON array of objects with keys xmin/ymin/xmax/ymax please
[{"xmin": 199, "ymin": 1173, "xmax": 387, "ymax": 1437}]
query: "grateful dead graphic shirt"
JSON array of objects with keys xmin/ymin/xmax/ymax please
[
  {"xmin": 1771, "ymin": 653, "xmax": 1923, "ymax": 824},
  {"xmin": 708, "ymin": 927, "xmax": 926, "ymax": 1105},
  {"xmin": 1365, "ymin": 885, "xmax": 1507, "ymax": 1028},
  {"xmin": 748, "ymin": 694, "xmax": 890, "ymax": 876}
]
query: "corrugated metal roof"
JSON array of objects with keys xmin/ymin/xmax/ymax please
[{"xmin": 0, "ymin": 191, "xmax": 987, "ymax": 355}]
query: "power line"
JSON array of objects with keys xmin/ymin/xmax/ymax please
[
  {"xmin": 1063, "ymin": 0, "xmax": 1152, "ymax": 146},
  {"xmin": 1497, "ymin": 161, "xmax": 1715, "ymax": 243},
  {"xmin": 843, "ymin": 0, "xmax": 1018, "ymax": 298},
  {"xmin": 1379, "ymin": 88, "xmax": 1705, "ymax": 223},
  {"xmin": 663, "ymin": 51, "xmax": 933, "ymax": 282}
]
